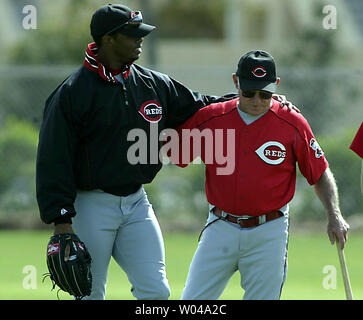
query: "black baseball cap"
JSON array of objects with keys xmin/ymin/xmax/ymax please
[
  {"xmin": 90, "ymin": 4, "xmax": 156, "ymax": 39},
  {"xmin": 236, "ymin": 50, "xmax": 278, "ymax": 93}
]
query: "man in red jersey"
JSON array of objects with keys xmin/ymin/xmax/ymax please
[
  {"xmin": 350, "ymin": 122, "xmax": 363, "ymax": 194},
  {"xmin": 172, "ymin": 50, "xmax": 349, "ymax": 300}
]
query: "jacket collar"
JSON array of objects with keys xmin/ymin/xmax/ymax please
[{"xmin": 83, "ymin": 42, "xmax": 132, "ymax": 83}]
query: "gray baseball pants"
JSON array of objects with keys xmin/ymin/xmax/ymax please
[
  {"xmin": 72, "ymin": 187, "xmax": 170, "ymax": 300},
  {"xmin": 181, "ymin": 210, "xmax": 289, "ymax": 300}
]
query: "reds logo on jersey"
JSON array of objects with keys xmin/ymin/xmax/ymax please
[
  {"xmin": 255, "ymin": 141, "xmax": 286, "ymax": 165},
  {"xmin": 252, "ymin": 67, "xmax": 267, "ymax": 78},
  {"xmin": 139, "ymin": 100, "xmax": 163, "ymax": 123}
]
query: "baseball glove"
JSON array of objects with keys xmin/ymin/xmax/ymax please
[{"xmin": 45, "ymin": 233, "xmax": 92, "ymax": 300}]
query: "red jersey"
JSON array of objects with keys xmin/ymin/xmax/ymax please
[
  {"xmin": 350, "ymin": 122, "xmax": 363, "ymax": 158},
  {"xmin": 173, "ymin": 99, "xmax": 328, "ymax": 216}
]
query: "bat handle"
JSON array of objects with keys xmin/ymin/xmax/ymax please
[{"xmin": 335, "ymin": 236, "xmax": 353, "ymax": 300}]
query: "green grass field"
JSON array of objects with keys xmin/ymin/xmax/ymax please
[{"xmin": 0, "ymin": 230, "xmax": 361, "ymax": 300}]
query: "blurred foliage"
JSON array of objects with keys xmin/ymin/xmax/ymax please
[
  {"xmin": 279, "ymin": 2, "xmax": 343, "ymax": 67},
  {"xmin": 277, "ymin": 69, "xmax": 361, "ymax": 137},
  {"xmin": 156, "ymin": 0, "xmax": 225, "ymax": 39},
  {"xmin": 0, "ymin": 116, "xmax": 37, "ymax": 194},
  {"xmin": 145, "ymin": 161, "xmax": 209, "ymax": 231},
  {"xmin": 291, "ymin": 127, "xmax": 362, "ymax": 221},
  {"xmin": 242, "ymin": 1, "xmax": 269, "ymax": 40},
  {"xmin": 0, "ymin": 67, "xmax": 71, "ymax": 127},
  {"xmin": 0, "ymin": 116, "xmax": 39, "ymax": 228},
  {"xmin": 6, "ymin": 0, "xmax": 227, "ymax": 64},
  {"xmin": 275, "ymin": 1, "xmax": 360, "ymax": 136},
  {"xmin": 7, "ymin": 0, "xmax": 99, "ymax": 65}
]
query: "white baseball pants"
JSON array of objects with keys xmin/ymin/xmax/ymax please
[
  {"xmin": 72, "ymin": 187, "xmax": 170, "ymax": 300},
  {"xmin": 181, "ymin": 210, "xmax": 289, "ymax": 300}
]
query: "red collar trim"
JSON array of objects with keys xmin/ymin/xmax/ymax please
[{"xmin": 83, "ymin": 42, "xmax": 132, "ymax": 83}]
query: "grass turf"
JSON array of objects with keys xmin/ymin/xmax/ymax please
[{"xmin": 0, "ymin": 229, "xmax": 361, "ymax": 300}]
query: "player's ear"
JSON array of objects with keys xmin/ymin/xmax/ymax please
[
  {"xmin": 232, "ymin": 73, "xmax": 239, "ymax": 90},
  {"xmin": 102, "ymin": 35, "xmax": 114, "ymax": 47},
  {"xmin": 276, "ymin": 77, "xmax": 280, "ymax": 86}
]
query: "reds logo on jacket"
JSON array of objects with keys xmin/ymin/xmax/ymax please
[{"xmin": 139, "ymin": 100, "xmax": 163, "ymax": 123}]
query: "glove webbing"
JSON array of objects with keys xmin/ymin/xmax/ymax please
[{"xmin": 46, "ymin": 234, "xmax": 91, "ymax": 300}]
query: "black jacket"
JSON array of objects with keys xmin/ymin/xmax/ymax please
[{"xmin": 36, "ymin": 63, "xmax": 234, "ymax": 224}]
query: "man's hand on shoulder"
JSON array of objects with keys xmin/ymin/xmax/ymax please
[{"xmin": 272, "ymin": 94, "xmax": 301, "ymax": 113}]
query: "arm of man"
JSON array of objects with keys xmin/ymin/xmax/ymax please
[
  {"xmin": 167, "ymin": 101, "xmax": 223, "ymax": 167},
  {"xmin": 36, "ymin": 84, "xmax": 79, "ymax": 231},
  {"xmin": 291, "ymin": 112, "xmax": 349, "ymax": 249},
  {"xmin": 313, "ymin": 168, "xmax": 350, "ymax": 249},
  {"xmin": 164, "ymin": 76, "xmax": 237, "ymax": 128}
]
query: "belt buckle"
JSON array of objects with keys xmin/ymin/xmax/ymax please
[
  {"xmin": 237, "ymin": 215, "xmax": 266, "ymax": 227},
  {"xmin": 236, "ymin": 216, "xmax": 250, "ymax": 222},
  {"xmin": 236, "ymin": 215, "xmax": 252, "ymax": 227},
  {"xmin": 258, "ymin": 215, "xmax": 266, "ymax": 225}
]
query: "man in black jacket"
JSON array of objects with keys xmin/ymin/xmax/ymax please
[{"xmin": 36, "ymin": 4, "xmax": 292, "ymax": 300}]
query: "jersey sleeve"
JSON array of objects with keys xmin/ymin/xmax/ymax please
[
  {"xmin": 167, "ymin": 104, "xmax": 214, "ymax": 168},
  {"xmin": 350, "ymin": 122, "xmax": 363, "ymax": 158},
  {"xmin": 36, "ymin": 85, "xmax": 80, "ymax": 224},
  {"xmin": 293, "ymin": 117, "xmax": 329, "ymax": 185}
]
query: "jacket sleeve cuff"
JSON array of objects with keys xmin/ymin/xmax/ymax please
[{"xmin": 53, "ymin": 215, "xmax": 73, "ymax": 225}]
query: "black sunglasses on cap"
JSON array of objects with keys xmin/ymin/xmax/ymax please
[
  {"xmin": 241, "ymin": 90, "xmax": 273, "ymax": 99},
  {"xmin": 105, "ymin": 11, "xmax": 143, "ymax": 35}
]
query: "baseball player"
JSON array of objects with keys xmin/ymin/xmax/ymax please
[
  {"xmin": 171, "ymin": 50, "xmax": 350, "ymax": 300},
  {"xmin": 36, "ymin": 4, "xmax": 236, "ymax": 300},
  {"xmin": 36, "ymin": 5, "xmax": 296, "ymax": 300},
  {"xmin": 350, "ymin": 122, "xmax": 363, "ymax": 194}
]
